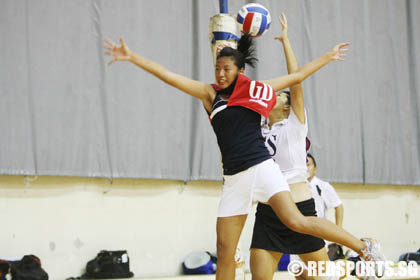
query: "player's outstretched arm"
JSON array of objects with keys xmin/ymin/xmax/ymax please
[
  {"xmin": 264, "ymin": 42, "xmax": 349, "ymax": 93},
  {"xmin": 104, "ymin": 38, "xmax": 215, "ymax": 108},
  {"xmin": 275, "ymin": 13, "xmax": 305, "ymax": 124}
]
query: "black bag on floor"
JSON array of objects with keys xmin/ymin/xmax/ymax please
[
  {"xmin": 399, "ymin": 249, "xmax": 420, "ymax": 264},
  {"xmin": 327, "ymin": 243, "xmax": 344, "ymax": 261},
  {"xmin": 0, "ymin": 260, "xmax": 10, "ymax": 280},
  {"xmin": 81, "ymin": 250, "xmax": 134, "ymax": 279},
  {"xmin": 11, "ymin": 255, "xmax": 48, "ymax": 280}
]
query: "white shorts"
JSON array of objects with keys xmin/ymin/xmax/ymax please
[{"xmin": 218, "ymin": 159, "xmax": 290, "ymax": 217}]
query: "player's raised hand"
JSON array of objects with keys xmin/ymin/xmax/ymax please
[
  {"xmin": 104, "ymin": 38, "xmax": 132, "ymax": 65},
  {"xmin": 329, "ymin": 42, "xmax": 350, "ymax": 61},
  {"xmin": 274, "ymin": 13, "xmax": 288, "ymax": 42}
]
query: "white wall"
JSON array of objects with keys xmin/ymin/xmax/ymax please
[
  {"xmin": 330, "ymin": 183, "xmax": 420, "ymax": 257},
  {"xmin": 0, "ymin": 175, "xmax": 419, "ymax": 280}
]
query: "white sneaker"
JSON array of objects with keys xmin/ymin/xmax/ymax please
[{"xmin": 360, "ymin": 238, "xmax": 387, "ymax": 278}]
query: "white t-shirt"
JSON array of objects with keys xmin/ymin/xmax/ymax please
[
  {"xmin": 261, "ymin": 108, "xmax": 309, "ymax": 184},
  {"xmin": 308, "ymin": 176, "xmax": 343, "ymax": 219}
]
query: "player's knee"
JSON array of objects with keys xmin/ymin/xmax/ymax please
[{"xmin": 216, "ymin": 239, "xmax": 235, "ymax": 264}]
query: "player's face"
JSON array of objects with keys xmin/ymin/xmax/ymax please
[
  {"xmin": 307, "ymin": 157, "xmax": 317, "ymax": 179},
  {"xmin": 275, "ymin": 93, "xmax": 291, "ymax": 114},
  {"xmin": 215, "ymin": 57, "xmax": 240, "ymax": 89}
]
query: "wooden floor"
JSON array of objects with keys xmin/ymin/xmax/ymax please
[{"xmin": 78, "ymin": 270, "xmax": 419, "ymax": 280}]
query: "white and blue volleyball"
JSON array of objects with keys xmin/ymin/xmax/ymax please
[{"xmin": 237, "ymin": 3, "xmax": 271, "ymax": 37}]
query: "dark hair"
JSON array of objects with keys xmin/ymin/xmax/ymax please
[
  {"xmin": 307, "ymin": 153, "xmax": 317, "ymax": 167},
  {"xmin": 277, "ymin": 90, "xmax": 290, "ymax": 105},
  {"xmin": 217, "ymin": 33, "xmax": 258, "ymax": 69}
]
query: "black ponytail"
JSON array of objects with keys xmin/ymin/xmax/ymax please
[
  {"xmin": 217, "ymin": 33, "xmax": 258, "ymax": 69},
  {"xmin": 237, "ymin": 33, "xmax": 258, "ymax": 68}
]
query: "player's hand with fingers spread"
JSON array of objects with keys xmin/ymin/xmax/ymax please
[
  {"xmin": 104, "ymin": 38, "xmax": 132, "ymax": 65},
  {"xmin": 274, "ymin": 13, "xmax": 288, "ymax": 42},
  {"xmin": 329, "ymin": 42, "xmax": 350, "ymax": 61}
]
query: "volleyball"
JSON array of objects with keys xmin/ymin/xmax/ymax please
[{"xmin": 237, "ymin": 3, "xmax": 271, "ymax": 37}]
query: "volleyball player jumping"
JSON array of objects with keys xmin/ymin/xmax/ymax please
[
  {"xmin": 249, "ymin": 14, "xmax": 385, "ymax": 280},
  {"xmin": 104, "ymin": 27, "xmax": 382, "ymax": 280}
]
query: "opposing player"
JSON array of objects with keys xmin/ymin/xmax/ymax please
[{"xmin": 249, "ymin": 14, "xmax": 385, "ymax": 280}]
